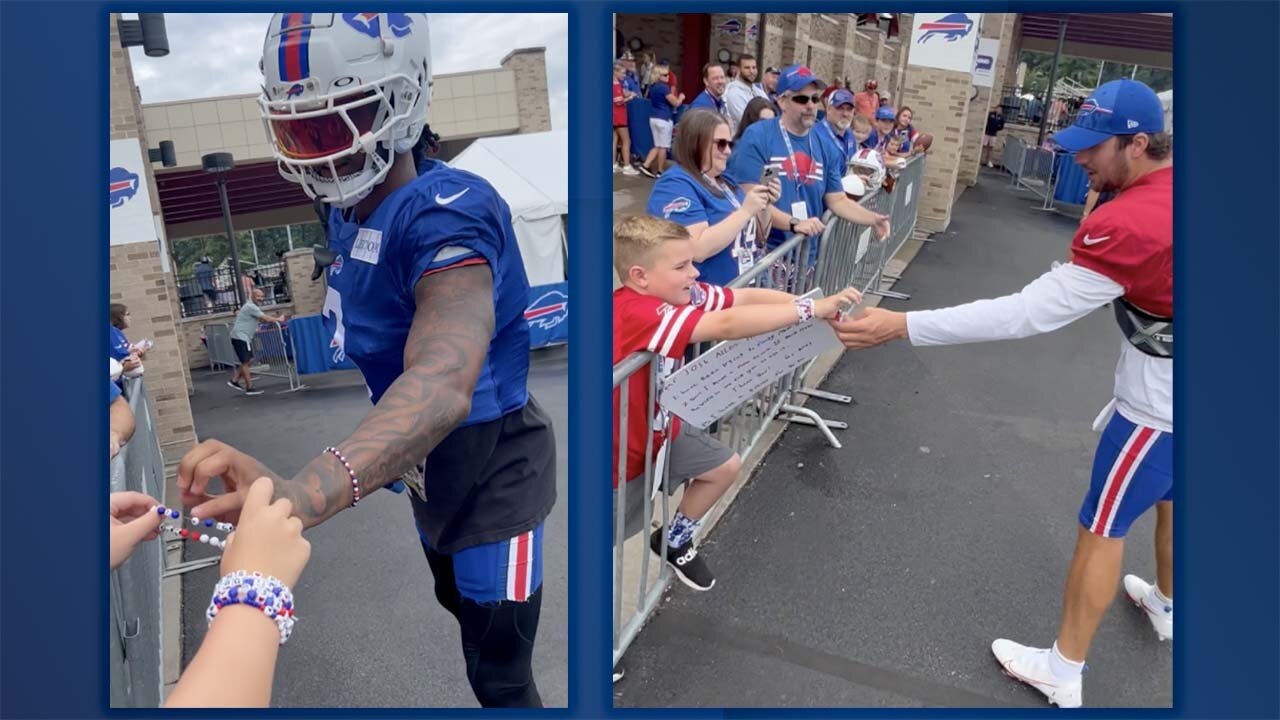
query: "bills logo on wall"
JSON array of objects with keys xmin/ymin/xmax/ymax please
[
  {"xmin": 109, "ymin": 138, "xmax": 159, "ymax": 247},
  {"xmin": 908, "ymin": 13, "xmax": 983, "ymax": 74}
]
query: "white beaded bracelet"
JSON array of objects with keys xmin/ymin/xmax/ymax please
[
  {"xmin": 206, "ymin": 570, "xmax": 297, "ymax": 645},
  {"xmin": 794, "ymin": 297, "xmax": 815, "ymax": 323}
]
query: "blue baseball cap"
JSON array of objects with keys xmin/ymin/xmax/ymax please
[
  {"xmin": 776, "ymin": 64, "xmax": 826, "ymax": 95},
  {"xmin": 1053, "ymin": 79, "xmax": 1164, "ymax": 152},
  {"xmin": 875, "ymin": 106, "xmax": 896, "ymax": 121},
  {"xmin": 829, "ymin": 89, "xmax": 855, "ymax": 108}
]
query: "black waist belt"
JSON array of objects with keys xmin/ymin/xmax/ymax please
[{"xmin": 1113, "ymin": 297, "xmax": 1172, "ymax": 358}]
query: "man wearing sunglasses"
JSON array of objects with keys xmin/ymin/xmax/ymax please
[
  {"xmin": 178, "ymin": 13, "xmax": 556, "ymax": 707},
  {"xmin": 728, "ymin": 65, "xmax": 890, "ymax": 266}
]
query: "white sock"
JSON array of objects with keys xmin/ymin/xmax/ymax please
[
  {"xmin": 1147, "ymin": 585, "xmax": 1172, "ymax": 614},
  {"xmin": 1049, "ymin": 642, "xmax": 1085, "ymax": 681}
]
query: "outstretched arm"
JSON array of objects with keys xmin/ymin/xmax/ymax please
[
  {"xmin": 182, "ymin": 264, "xmax": 494, "ymax": 528},
  {"xmin": 277, "ymin": 264, "xmax": 493, "ymax": 526}
]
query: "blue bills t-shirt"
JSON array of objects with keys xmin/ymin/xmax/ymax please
[
  {"xmin": 648, "ymin": 83, "xmax": 675, "ymax": 121},
  {"xmin": 727, "ymin": 118, "xmax": 843, "ymax": 249},
  {"xmin": 109, "ymin": 326, "xmax": 131, "ymax": 361},
  {"xmin": 646, "ymin": 165, "xmax": 757, "ymax": 286},
  {"xmin": 816, "ymin": 119, "xmax": 857, "ymax": 177}
]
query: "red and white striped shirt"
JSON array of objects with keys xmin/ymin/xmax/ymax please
[{"xmin": 612, "ymin": 283, "xmax": 735, "ymax": 484}]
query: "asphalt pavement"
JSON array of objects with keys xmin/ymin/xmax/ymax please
[
  {"xmin": 180, "ymin": 345, "xmax": 568, "ymax": 708},
  {"xmin": 614, "ymin": 170, "xmax": 1173, "ymax": 709}
]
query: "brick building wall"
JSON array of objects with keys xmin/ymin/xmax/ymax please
[
  {"xmin": 900, "ymin": 67, "xmax": 973, "ymax": 232},
  {"xmin": 499, "ymin": 48, "xmax": 551, "ymax": 134},
  {"xmin": 109, "ymin": 14, "xmax": 196, "ymax": 461},
  {"xmin": 957, "ymin": 14, "xmax": 1012, "ymax": 188}
]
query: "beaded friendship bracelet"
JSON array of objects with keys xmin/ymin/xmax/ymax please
[
  {"xmin": 206, "ymin": 570, "xmax": 297, "ymax": 645},
  {"xmin": 325, "ymin": 446, "xmax": 361, "ymax": 507},
  {"xmin": 794, "ymin": 297, "xmax": 816, "ymax": 323},
  {"xmin": 153, "ymin": 505, "xmax": 234, "ymax": 550}
]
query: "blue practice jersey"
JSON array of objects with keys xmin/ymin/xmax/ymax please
[{"xmin": 324, "ymin": 159, "xmax": 531, "ymax": 426}]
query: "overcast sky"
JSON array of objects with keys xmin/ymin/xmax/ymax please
[{"xmin": 129, "ymin": 13, "xmax": 567, "ymax": 130}]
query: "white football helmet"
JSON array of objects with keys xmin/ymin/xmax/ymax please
[
  {"xmin": 848, "ymin": 147, "xmax": 886, "ymax": 190},
  {"xmin": 259, "ymin": 13, "xmax": 432, "ymax": 208}
]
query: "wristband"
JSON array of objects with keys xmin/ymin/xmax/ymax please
[
  {"xmin": 794, "ymin": 298, "xmax": 815, "ymax": 323},
  {"xmin": 324, "ymin": 446, "xmax": 361, "ymax": 507},
  {"xmin": 206, "ymin": 570, "xmax": 297, "ymax": 645}
]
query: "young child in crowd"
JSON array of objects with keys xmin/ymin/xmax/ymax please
[{"xmin": 612, "ymin": 215, "xmax": 859, "ymax": 590}]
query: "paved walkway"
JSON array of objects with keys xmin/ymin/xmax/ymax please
[
  {"xmin": 614, "ymin": 171, "xmax": 1171, "ymax": 708},
  {"xmin": 181, "ymin": 346, "xmax": 568, "ymax": 708}
]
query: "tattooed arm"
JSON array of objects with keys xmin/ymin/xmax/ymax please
[{"xmin": 179, "ymin": 264, "xmax": 494, "ymax": 528}]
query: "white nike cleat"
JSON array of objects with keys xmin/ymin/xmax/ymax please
[
  {"xmin": 991, "ymin": 639, "xmax": 1083, "ymax": 708},
  {"xmin": 1124, "ymin": 574, "xmax": 1173, "ymax": 641}
]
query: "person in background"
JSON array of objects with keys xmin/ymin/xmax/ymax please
[
  {"xmin": 228, "ymin": 288, "xmax": 288, "ymax": 396},
  {"xmin": 879, "ymin": 93, "xmax": 893, "ymax": 109},
  {"xmin": 194, "ymin": 256, "xmax": 217, "ymax": 310},
  {"xmin": 723, "ymin": 53, "xmax": 768, "ymax": 135},
  {"xmin": 761, "ymin": 66, "xmax": 781, "ymax": 107},
  {"xmin": 637, "ymin": 51, "xmax": 655, "ymax": 95},
  {"xmin": 240, "ymin": 269, "xmax": 257, "ymax": 303},
  {"xmin": 109, "ymin": 303, "xmax": 147, "ymax": 377},
  {"xmin": 646, "ymin": 108, "xmax": 781, "ymax": 286},
  {"xmin": 732, "ymin": 97, "xmax": 776, "ymax": 144},
  {"xmin": 689, "ymin": 62, "xmax": 729, "ymax": 120},
  {"xmin": 853, "ymin": 79, "xmax": 880, "ymax": 119},
  {"xmin": 820, "ymin": 77, "xmax": 846, "ymax": 107},
  {"xmin": 866, "ymin": 106, "xmax": 898, "ymax": 151},
  {"xmin": 983, "ymin": 105, "xmax": 1005, "ymax": 168},
  {"xmin": 885, "ymin": 106, "xmax": 918, "ymax": 158},
  {"xmin": 109, "ymin": 379, "xmax": 136, "ymax": 459},
  {"xmin": 638, "ymin": 65, "xmax": 684, "ymax": 179},
  {"xmin": 818, "ymin": 89, "xmax": 859, "ymax": 171},
  {"xmin": 851, "ymin": 114, "xmax": 873, "ymax": 149},
  {"xmin": 613, "ymin": 61, "xmax": 639, "ymax": 175},
  {"xmin": 619, "ymin": 51, "xmax": 641, "ymax": 99}
]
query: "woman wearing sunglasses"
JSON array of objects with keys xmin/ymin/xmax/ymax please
[{"xmin": 645, "ymin": 109, "xmax": 781, "ymax": 285}]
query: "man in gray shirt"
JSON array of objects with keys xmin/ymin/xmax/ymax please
[{"xmin": 228, "ymin": 288, "xmax": 287, "ymax": 395}]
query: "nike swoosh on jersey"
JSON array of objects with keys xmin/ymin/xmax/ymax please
[
  {"xmin": 435, "ymin": 188, "xmax": 470, "ymax": 205},
  {"xmin": 1082, "ymin": 234, "xmax": 1110, "ymax": 246}
]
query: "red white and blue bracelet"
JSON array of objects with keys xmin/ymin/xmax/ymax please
[
  {"xmin": 324, "ymin": 446, "xmax": 362, "ymax": 507},
  {"xmin": 153, "ymin": 505, "xmax": 233, "ymax": 550},
  {"xmin": 206, "ymin": 570, "xmax": 298, "ymax": 645},
  {"xmin": 793, "ymin": 297, "xmax": 816, "ymax": 323}
]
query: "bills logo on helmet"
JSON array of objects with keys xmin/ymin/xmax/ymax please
[
  {"xmin": 523, "ymin": 290, "xmax": 568, "ymax": 331},
  {"xmin": 662, "ymin": 197, "xmax": 692, "ymax": 218},
  {"xmin": 716, "ymin": 19, "xmax": 741, "ymax": 35},
  {"xmin": 779, "ymin": 153, "xmax": 818, "ymax": 185},
  {"xmin": 342, "ymin": 13, "xmax": 413, "ymax": 38},
  {"xmin": 285, "ymin": 83, "xmax": 305, "ymax": 98},
  {"xmin": 917, "ymin": 13, "xmax": 974, "ymax": 43},
  {"xmin": 109, "ymin": 167, "xmax": 140, "ymax": 208},
  {"xmin": 329, "ymin": 253, "xmax": 344, "ymax": 276}
]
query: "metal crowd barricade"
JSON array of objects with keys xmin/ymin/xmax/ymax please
[
  {"xmin": 1015, "ymin": 146, "xmax": 1058, "ymax": 205},
  {"xmin": 109, "ymin": 377, "xmax": 166, "ymax": 708},
  {"xmin": 612, "ymin": 153, "xmax": 929, "ymax": 669},
  {"xmin": 204, "ymin": 322, "xmax": 239, "ymax": 371},
  {"xmin": 251, "ymin": 320, "xmax": 306, "ymax": 393},
  {"xmin": 1003, "ymin": 135, "xmax": 1028, "ymax": 186}
]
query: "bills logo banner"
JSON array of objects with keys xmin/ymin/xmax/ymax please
[
  {"xmin": 909, "ymin": 13, "xmax": 982, "ymax": 74},
  {"xmin": 525, "ymin": 282, "xmax": 568, "ymax": 348},
  {"xmin": 109, "ymin": 139, "xmax": 158, "ymax": 247}
]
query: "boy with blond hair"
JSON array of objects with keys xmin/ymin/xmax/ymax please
[{"xmin": 612, "ymin": 215, "xmax": 859, "ymax": 590}]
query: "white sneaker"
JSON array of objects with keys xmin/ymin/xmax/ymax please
[
  {"xmin": 991, "ymin": 639, "xmax": 1083, "ymax": 708},
  {"xmin": 987, "ymin": 160, "xmax": 995, "ymax": 168},
  {"xmin": 613, "ymin": 164, "xmax": 622, "ymax": 173},
  {"xmin": 621, "ymin": 165, "xmax": 639, "ymax": 176},
  {"xmin": 1124, "ymin": 575, "xmax": 1173, "ymax": 641}
]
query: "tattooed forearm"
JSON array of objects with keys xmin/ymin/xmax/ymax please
[{"xmin": 277, "ymin": 264, "xmax": 495, "ymax": 527}]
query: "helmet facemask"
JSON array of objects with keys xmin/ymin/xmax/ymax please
[{"xmin": 260, "ymin": 67, "xmax": 427, "ymax": 208}]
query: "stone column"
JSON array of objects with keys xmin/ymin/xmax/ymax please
[
  {"xmin": 958, "ymin": 14, "xmax": 1013, "ymax": 187},
  {"xmin": 898, "ymin": 14, "xmax": 979, "ymax": 232},
  {"xmin": 499, "ymin": 47, "xmax": 551, "ymax": 134},
  {"xmin": 109, "ymin": 14, "xmax": 196, "ymax": 461},
  {"xmin": 283, "ymin": 248, "xmax": 326, "ymax": 317}
]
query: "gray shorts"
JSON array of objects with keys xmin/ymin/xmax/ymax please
[{"xmin": 612, "ymin": 426, "xmax": 734, "ymax": 543}]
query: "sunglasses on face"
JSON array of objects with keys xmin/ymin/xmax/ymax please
[
  {"xmin": 786, "ymin": 93, "xmax": 823, "ymax": 106},
  {"xmin": 713, "ymin": 139, "xmax": 734, "ymax": 152}
]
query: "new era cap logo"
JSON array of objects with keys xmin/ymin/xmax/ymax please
[{"xmin": 1127, "ymin": 120, "xmax": 1139, "ymax": 129}]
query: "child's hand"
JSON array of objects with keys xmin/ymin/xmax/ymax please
[
  {"xmin": 221, "ymin": 477, "xmax": 311, "ymax": 587},
  {"xmin": 110, "ymin": 491, "xmax": 162, "ymax": 569},
  {"xmin": 814, "ymin": 287, "xmax": 863, "ymax": 319}
]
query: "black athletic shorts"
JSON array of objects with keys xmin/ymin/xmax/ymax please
[{"xmin": 231, "ymin": 338, "xmax": 253, "ymax": 364}]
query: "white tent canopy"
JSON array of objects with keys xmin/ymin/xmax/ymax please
[{"xmin": 449, "ymin": 130, "xmax": 568, "ymax": 286}]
